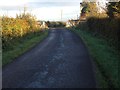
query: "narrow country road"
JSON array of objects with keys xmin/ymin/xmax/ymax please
[{"xmin": 2, "ymin": 28, "xmax": 96, "ymax": 88}]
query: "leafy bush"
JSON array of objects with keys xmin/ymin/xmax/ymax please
[
  {"xmin": 86, "ymin": 17, "xmax": 120, "ymax": 50},
  {"xmin": 2, "ymin": 13, "xmax": 41, "ymax": 51}
]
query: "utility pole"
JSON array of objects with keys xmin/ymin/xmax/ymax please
[
  {"xmin": 24, "ymin": 5, "xmax": 27, "ymax": 15},
  {"xmin": 61, "ymin": 9, "xmax": 62, "ymax": 21},
  {"xmin": 77, "ymin": 15, "xmax": 79, "ymax": 19},
  {"xmin": 19, "ymin": 6, "xmax": 21, "ymax": 15}
]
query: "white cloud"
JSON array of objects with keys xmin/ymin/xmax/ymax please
[
  {"xmin": 28, "ymin": 0, "xmax": 82, "ymax": 2},
  {"xmin": 31, "ymin": 6, "xmax": 80, "ymax": 21},
  {"xmin": 0, "ymin": 0, "xmax": 28, "ymax": 6},
  {"xmin": 0, "ymin": 1, "xmax": 81, "ymax": 21}
]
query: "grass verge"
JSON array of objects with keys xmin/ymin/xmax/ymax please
[
  {"xmin": 70, "ymin": 27, "xmax": 119, "ymax": 88},
  {"xmin": 3, "ymin": 30, "xmax": 48, "ymax": 66}
]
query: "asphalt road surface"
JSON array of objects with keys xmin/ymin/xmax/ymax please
[{"xmin": 2, "ymin": 28, "xmax": 96, "ymax": 88}]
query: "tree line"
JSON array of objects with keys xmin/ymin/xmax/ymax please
[{"xmin": 79, "ymin": 1, "xmax": 120, "ymax": 50}]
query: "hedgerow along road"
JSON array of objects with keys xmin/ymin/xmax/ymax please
[{"xmin": 3, "ymin": 28, "xmax": 96, "ymax": 88}]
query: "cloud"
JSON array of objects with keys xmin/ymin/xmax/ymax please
[
  {"xmin": 0, "ymin": 0, "xmax": 28, "ymax": 6},
  {"xmin": 28, "ymin": 2, "xmax": 79, "ymax": 8},
  {"xmin": 28, "ymin": 0, "xmax": 81, "ymax": 2},
  {"xmin": 0, "ymin": 0, "xmax": 81, "ymax": 21},
  {"xmin": 31, "ymin": 6, "xmax": 80, "ymax": 21}
]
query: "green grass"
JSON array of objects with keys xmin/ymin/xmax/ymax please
[
  {"xmin": 3, "ymin": 30, "xmax": 48, "ymax": 66},
  {"xmin": 70, "ymin": 27, "xmax": 119, "ymax": 88}
]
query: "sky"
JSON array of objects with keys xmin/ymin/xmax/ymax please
[{"xmin": 0, "ymin": 0, "xmax": 82, "ymax": 21}]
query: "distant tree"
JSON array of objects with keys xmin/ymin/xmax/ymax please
[
  {"xmin": 17, "ymin": 13, "xmax": 37, "ymax": 30},
  {"xmin": 46, "ymin": 21, "xmax": 65, "ymax": 27},
  {"xmin": 80, "ymin": 1, "xmax": 98, "ymax": 18},
  {"xmin": 107, "ymin": 1, "xmax": 120, "ymax": 18},
  {"xmin": 46, "ymin": 21, "xmax": 50, "ymax": 27},
  {"xmin": 80, "ymin": 2, "xmax": 88, "ymax": 13},
  {"xmin": 16, "ymin": 6, "xmax": 38, "ymax": 30},
  {"xmin": 87, "ymin": 2, "xmax": 98, "ymax": 17}
]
